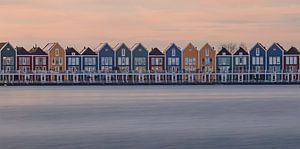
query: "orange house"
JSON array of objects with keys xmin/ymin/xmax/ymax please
[
  {"xmin": 199, "ymin": 43, "xmax": 216, "ymax": 81},
  {"xmin": 182, "ymin": 43, "xmax": 199, "ymax": 81},
  {"xmin": 43, "ymin": 42, "xmax": 66, "ymax": 72}
]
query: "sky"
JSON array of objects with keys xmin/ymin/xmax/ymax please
[{"xmin": 0, "ymin": 0, "xmax": 300, "ymax": 51}]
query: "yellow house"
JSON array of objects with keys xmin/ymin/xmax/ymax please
[
  {"xmin": 182, "ymin": 43, "xmax": 199, "ymax": 81},
  {"xmin": 199, "ymin": 43, "xmax": 216, "ymax": 81},
  {"xmin": 43, "ymin": 42, "xmax": 66, "ymax": 72}
]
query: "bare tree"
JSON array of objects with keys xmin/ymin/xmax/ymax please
[
  {"xmin": 239, "ymin": 42, "xmax": 248, "ymax": 51},
  {"xmin": 220, "ymin": 42, "xmax": 237, "ymax": 53}
]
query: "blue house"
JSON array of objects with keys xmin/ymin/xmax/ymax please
[
  {"xmin": 216, "ymin": 47, "xmax": 232, "ymax": 82},
  {"xmin": 267, "ymin": 43, "xmax": 284, "ymax": 73},
  {"xmin": 165, "ymin": 43, "xmax": 182, "ymax": 73},
  {"xmin": 65, "ymin": 47, "xmax": 81, "ymax": 73},
  {"xmin": 250, "ymin": 43, "xmax": 267, "ymax": 73},
  {"xmin": 0, "ymin": 42, "xmax": 16, "ymax": 72},
  {"xmin": 115, "ymin": 43, "xmax": 132, "ymax": 73},
  {"xmin": 131, "ymin": 43, "xmax": 148, "ymax": 73},
  {"xmin": 97, "ymin": 43, "xmax": 115, "ymax": 72},
  {"xmin": 81, "ymin": 47, "xmax": 98, "ymax": 73}
]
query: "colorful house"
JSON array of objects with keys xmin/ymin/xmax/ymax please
[
  {"xmin": 199, "ymin": 43, "xmax": 215, "ymax": 73},
  {"xmin": 29, "ymin": 46, "xmax": 48, "ymax": 71},
  {"xmin": 233, "ymin": 47, "xmax": 249, "ymax": 73},
  {"xmin": 131, "ymin": 43, "xmax": 148, "ymax": 73},
  {"xmin": 81, "ymin": 47, "xmax": 98, "ymax": 73},
  {"xmin": 0, "ymin": 42, "xmax": 16, "ymax": 72},
  {"xmin": 250, "ymin": 43, "xmax": 267, "ymax": 73},
  {"xmin": 43, "ymin": 42, "xmax": 65, "ymax": 72},
  {"xmin": 216, "ymin": 47, "xmax": 232, "ymax": 73},
  {"xmin": 97, "ymin": 43, "xmax": 115, "ymax": 72},
  {"xmin": 267, "ymin": 43, "xmax": 284, "ymax": 73},
  {"xmin": 65, "ymin": 47, "xmax": 81, "ymax": 73},
  {"xmin": 284, "ymin": 47, "xmax": 300, "ymax": 73},
  {"xmin": 16, "ymin": 47, "xmax": 32, "ymax": 72},
  {"xmin": 149, "ymin": 47, "xmax": 165, "ymax": 72},
  {"xmin": 115, "ymin": 43, "xmax": 132, "ymax": 73},
  {"xmin": 182, "ymin": 43, "xmax": 198, "ymax": 73},
  {"xmin": 165, "ymin": 43, "xmax": 181, "ymax": 73}
]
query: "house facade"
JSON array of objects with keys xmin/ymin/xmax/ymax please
[
  {"xmin": 182, "ymin": 43, "xmax": 199, "ymax": 73},
  {"xmin": 0, "ymin": 42, "xmax": 16, "ymax": 72},
  {"xmin": 250, "ymin": 43, "xmax": 267, "ymax": 73},
  {"xmin": 66, "ymin": 47, "xmax": 81, "ymax": 73},
  {"xmin": 44, "ymin": 42, "xmax": 65, "ymax": 72},
  {"xmin": 267, "ymin": 43, "xmax": 284, "ymax": 73},
  {"xmin": 97, "ymin": 43, "xmax": 115, "ymax": 72},
  {"xmin": 81, "ymin": 47, "xmax": 98, "ymax": 73},
  {"xmin": 165, "ymin": 43, "xmax": 181, "ymax": 73},
  {"xmin": 283, "ymin": 47, "xmax": 300, "ymax": 73},
  {"xmin": 149, "ymin": 48, "xmax": 165, "ymax": 72},
  {"xmin": 16, "ymin": 47, "xmax": 32, "ymax": 72},
  {"xmin": 216, "ymin": 47, "xmax": 232, "ymax": 73},
  {"xmin": 115, "ymin": 43, "xmax": 132, "ymax": 73},
  {"xmin": 29, "ymin": 46, "xmax": 48, "ymax": 71},
  {"xmin": 199, "ymin": 43, "xmax": 215, "ymax": 73},
  {"xmin": 233, "ymin": 47, "xmax": 249, "ymax": 73},
  {"xmin": 132, "ymin": 43, "xmax": 148, "ymax": 73}
]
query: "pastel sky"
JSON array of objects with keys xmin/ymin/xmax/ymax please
[{"xmin": 0, "ymin": 0, "xmax": 300, "ymax": 51}]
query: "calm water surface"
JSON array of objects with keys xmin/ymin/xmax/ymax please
[{"xmin": 0, "ymin": 85, "xmax": 300, "ymax": 149}]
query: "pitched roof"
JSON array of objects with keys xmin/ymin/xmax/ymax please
[
  {"xmin": 285, "ymin": 47, "xmax": 300, "ymax": 55},
  {"xmin": 43, "ymin": 43, "xmax": 56, "ymax": 52},
  {"xmin": 257, "ymin": 42, "xmax": 267, "ymax": 50},
  {"xmin": 131, "ymin": 43, "xmax": 147, "ymax": 52},
  {"xmin": 234, "ymin": 47, "xmax": 248, "ymax": 55},
  {"xmin": 149, "ymin": 48, "xmax": 164, "ymax": 56},
  {"xmin": 66, "ymin": 47, "xmax": 80, "ymax": 55},
  {"xmin": 0, "ymin": 42, "xmax": 7, "ymax": 50},
  {"xmin": 165, "ymin": 43, "xmax": 179, "ymax": 52},
  {"xmin": 29, "ymin": 47, "xmax": 48, "ymax": 55},
  {"xmin": 81, "ymin": 47, "xmax": 97, "ymax": 55},
  {"xmin": 114, "ymin": 43, "xmax": 130, "ymax": 51},
  {"xmin": 217, "ymin": 47, "xmax": 231, "ymax": 56},
  {"xmin": 16, "ymin": 47, "xmax": 31, "ymax": 55}
]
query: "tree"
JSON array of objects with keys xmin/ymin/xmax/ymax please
[{"xmin": 220, "ymin": 42, "xmax": 237, "ymax": 53}]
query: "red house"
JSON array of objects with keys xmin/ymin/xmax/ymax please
[
  {"xmin": 149, "ymin": 48, "xmax": 165, "ymax": 72},
  {"xmin": 284, "ymin": 47, "xmax": 299, "ymax": 72},
  {"xmin": 16, "ymin": 47, "xmax": 32, "ymax": 72},
  {"xmin": 29, "ymin": 46, "xmax": 48, "ymax": 71}
]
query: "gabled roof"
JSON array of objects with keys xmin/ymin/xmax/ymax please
[
  {"xmin": 43, "ymin": 43, "xmax": 56, "ymax": 52},
  {"xmin": 81, "ymin": 47, "xmax": 97, "ymax": 55},
  {"xmin": 16, "ymin": 47, "xmax": 31, "ymax": 55},
  {"xmin": 165, "ymin": 43, "xmax": 180, "ymax": 52},
  {"xmin": 131, "ymin": 43, "xmax": 146, "ymax": 51},
  {"xmin": 66, "ymin": 47, "xmax": 80, "ymax": 55},
  {"xmin": 149, "ymin": 48, "xmax": 164, "ymax": 56},
  {"xmin": 234, "ymin": 47, "xmax": 248, "ymax": 55},
  {"xmin": 29, "ymin": 46, "xmax": 48, "ymax": 55},
  {"xmin": 0, "ymin": 42, "xmax": 8, "ymax": 50},
  {"xmin": 183, "ymin": 43, "xmax": 197, "ymax": 51},
  {"xmin": 95, "ymin": 43, "xmax": 113, "ymax": 52},
  {"xmin": 200, "ymin": 43, "xmax": 214, "ymax": 51},
  {"xmin": 217, "ymin": 47, "xmax": 232, "ymax": 56},
  {"xmin": 251, "ymin": 42, "xmax": 267, "ymax": 51},
  {"xmin": 114, "ymin": 43, "xmax": 130, "ymax": 51},
  {"xmin": 285, "ymin": 47, "xmax": 300, "ymax": 55},
  {"xmin": 269, "ymin": 42, "xmax": 285, "ymax": 51}
]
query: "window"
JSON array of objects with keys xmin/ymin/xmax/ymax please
[
  {"xmin": 35, "ymin": 57, "xmax": 46, "ymax": 65},
  {"xmin": 71, "ymin": 52, "xmax": 76, "ymax": 56},
  {"xmin": 134, "ymin": 57, "xmax": 146, "ymax": 65},
  {"xmin": 19, "ymin": 57, "xmax": 30, "ymax": 65},
  {"xmin": 101, "ymin": 57, "xmax": 113, "ymax": 66},
  {"xmin": 151, "ymin": 58, "xmax": 163, "ymax": 65},
  {"xmin": 121, "ymin": 49, "xmax": 126, "ymax": 56},
  {"xmin": 84, "ymin": 57, "xmax": 96, "ymax": 66},
  {"xmin": 205, "ymin": 48, "xmax": 209, "ymax": 56},
  {"xmin": 118, "ymin": 57, "xmax": 129, "ymax": 66},
  {"xmin": 172, "ymin": 48, "xmax": 176, "ymax": 56},
  {"xmin": 205, "ymin": 57, "xmax": 210, "ymax": 65},
  {"xmin": 68, "ymin": 57, "xmax": 80, "ymax": 65},
  {"xmin": 256, "ymin": 48, "xmax": 260, "ymax": 56},
  {"xmin": 168, "ymin": 57, "xmax": 179, "ymax": 65},
  {"xmin": 55, "ymin": 48, "xmax": 59, "ymax": 56},
  {"xmin": 3, "ymin": 57, "xmax": 14, "ymax": 65},
  {"xmin": 269, "ymin": 56, "xmax": 280, "ymax": 65}
]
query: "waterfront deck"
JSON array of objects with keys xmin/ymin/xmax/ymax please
[{"xmin": 1, "ymin": 71, "xmax": 300, "ymax": 86}]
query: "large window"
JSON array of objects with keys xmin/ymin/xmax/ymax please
[
  {"xmin": 84, "ymin": 57, "xmax": 96, "ymax": 66},
  {"xmin": 205, "ymin": 48, "xmax": 209, "ymax": 56},
  {"xmin": 256, "ymin": 48, "xmax": 260, "ymax": 56},
  {"xmin": 101, "ymin": 57, "xmax": 113, "ymax": 66},
  {"xmin": 185, "ymin": 57, "xmax": 196, "ymax": 65},
  {"xmin": 252, "ymin": 56, "xmax": 263, "ymax": 65},
  {"xmin": 118, "ymin": 57, "xmax": 129, "ymax": 66},
  {"xmin": 3, "ymin": 57, "xmax": 14, "ymax": 65},
  {"xmin": 121, "ymin": 49, "xmax": 126, "ymax": 56},
  {"xmin": 285, "ymin": 56, "xmax": 298, "ymax": 65},
  {"xmin": 168, "ymin": 57, "xmax": 179, "ymax": 66},
  {"xmin": 68, "ymin": 57, "xmax": 80, "ymax": 66},
  {"xmin": 35, "ymin": 57, "xmax": 47, "ymax": 65},
  {"xmin": 151, "ymin": 58, "xmax": 163, "ymax": 65},
  {"xmin": 134, "ymin": 57, "xmax": 146, "ymax": 66},
  {"xmin": 218, "ymin": 57, "xmax": 230, "ymax": 65},
  {"xmin": 171, "ymin": 48, "xmax": 176, "ymax": 56},
  {"xmin": 235, "ymin": 57, "xmax": 247, "ymax": 65},
  {"xmin": 19, "ymin": 57, "xmax": 30, "ymax": 65},
  {"xmin": 52, "ymin": 57, "xmax": 62, "ymax": 65},
  {"xmin": 269, "ymin": 56, "xmax": 280, "ymax": 65}
]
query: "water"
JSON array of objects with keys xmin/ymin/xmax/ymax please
[{"xmin": 0, "ymin": 85, "xmax": 300, "ymax": 149}]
